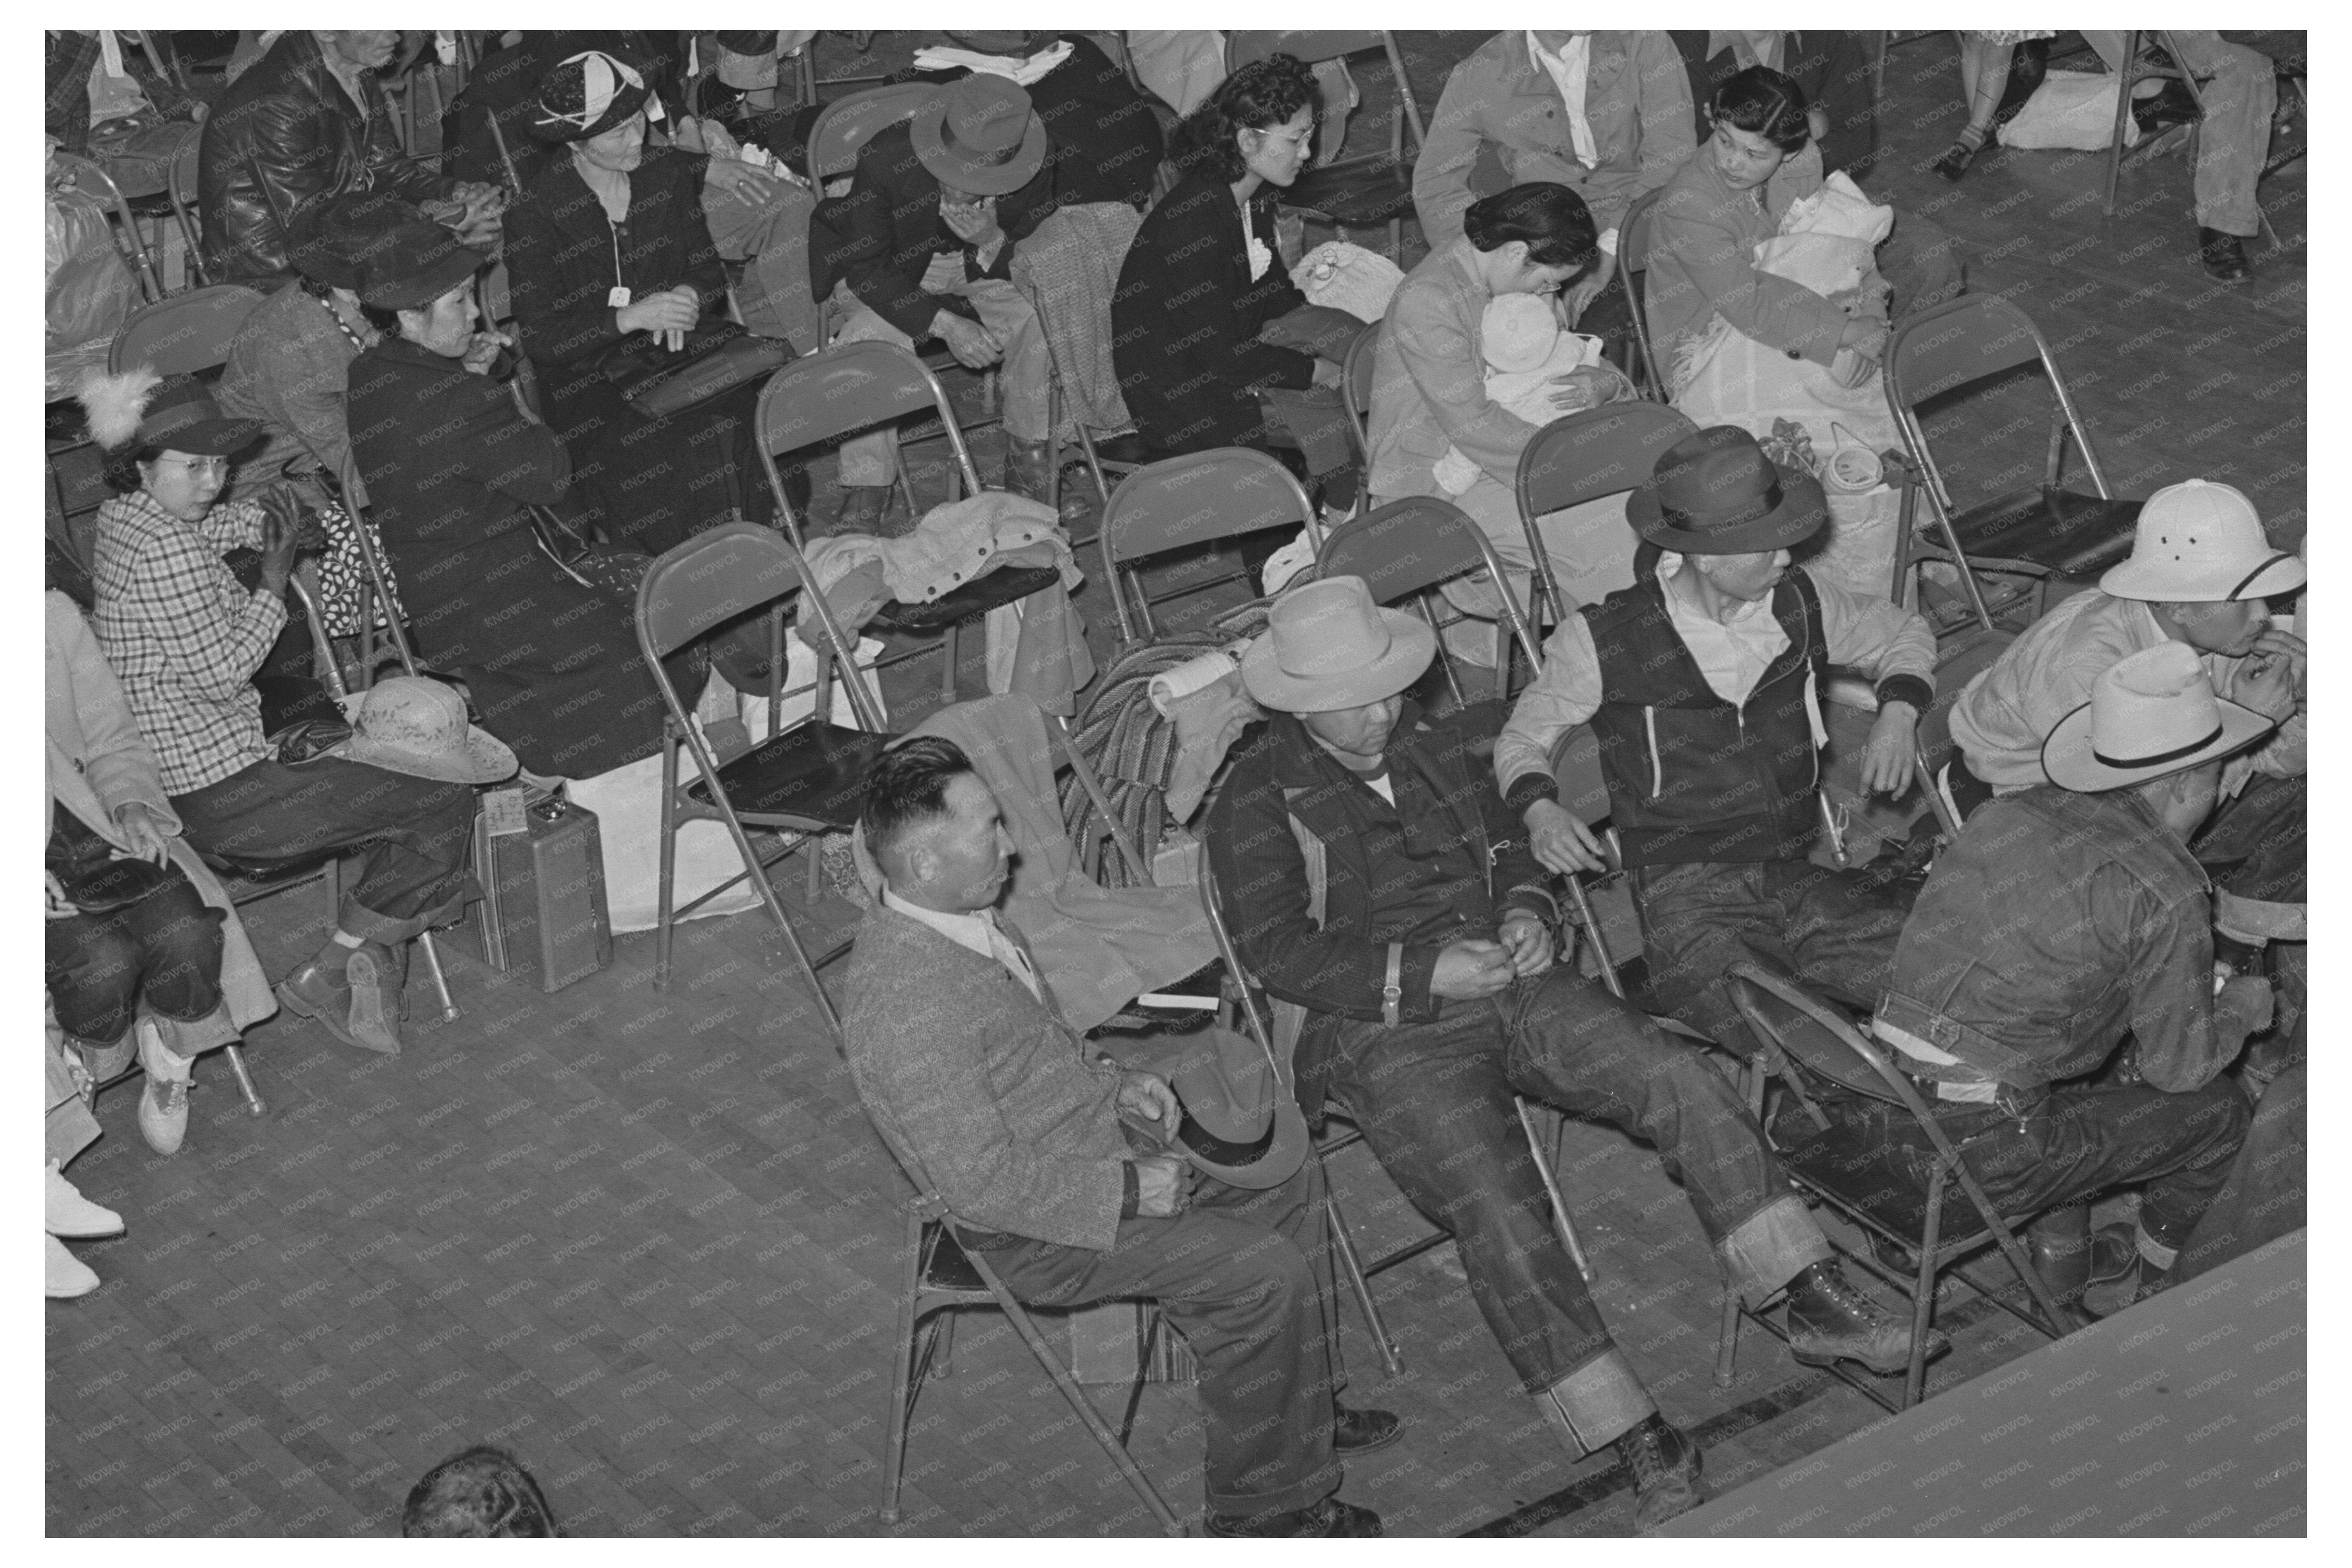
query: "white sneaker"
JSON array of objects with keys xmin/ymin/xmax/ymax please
[
  {"xmin": 44, "ymin": 1163, "xmax": 124, "ymax": 1239},
  {"xmin": 46, "ymin": 1234, "xmax": 100, "ymax": 1298}
]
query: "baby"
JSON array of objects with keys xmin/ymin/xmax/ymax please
[{"xmin": 1432, "ymin": 292, "xmax": 1608, "ymax": 496}]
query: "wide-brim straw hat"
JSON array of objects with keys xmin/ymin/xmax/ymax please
[
  {"xmin": 2040, "ymin": 641, "xmax": 2275, "ymax": 792},
  {"xmin": 326, "ymin": 677, "xmax": 519, "ymax": 786}
]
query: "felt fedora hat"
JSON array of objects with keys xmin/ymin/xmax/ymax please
[
  {"xmin": 2098, "ymin": 479, "xmax": 2305, "ymax": 603},
  {"xmin": 2040, "ymin": 641, "xmax": 2274, "ymax": 793},
  {"xmin": 910, "ymin": 75, "xmax": 1047, "ymax": 196},
  {"xmin": 1241, "ymin": 575, "xmax": 1437, "ymax": 714},
  {"xmin": 326, "ymin": 677, "xmax": 519, "ymax": 786},
  {"xmin": 1116, "ymin": 1028, "xmax": 1308, "ymax": 1192},
  {"xmin": 354, "ymin": 218, "xmax": 484, "ymax": 312},
  {"xmin": 1626, "ymin": 424, "xmax": 1829, "ymax": 555},
  {"xmin": 287, "ymin": 189, "xmax": 412, "ymax": 291}
]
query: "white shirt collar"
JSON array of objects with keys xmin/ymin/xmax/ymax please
[{"xmin": 882, "ymin": 888, "xmax": 1041, "ymax": 1001}]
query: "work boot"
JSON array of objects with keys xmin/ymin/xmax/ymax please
[
  {"xmin": 1615, "ymin": 1413, "xmax": 1703, "ymax": 1534},
  {"xmin": 2198, "ymin": 228, "xmax": 2251, "ymax": 283},
  {"xmin": 2077, "ymin": 1225, "xmax": 2146, "ymax": 1319},
  {"xmin": 834, "ymin": 484, "xmax": 891, "ymax": 536},
  {"xmin": 1205, "ymin": 1497, "xmax": 1382, "ymax": 1537},
  {"xmin": 998, "ymin": 437, "xmax": 1055, "ymax": 505},
  {"xmin": 1786, "ymin": 1257, "xmax": 1951, "ymax": 1372},
  {"xmin": 134, "ymin": 1018, "xmax": 194, "ymax": 1156},
  {"xmin": 2024, "ymin": 1208, "xmax": 2097, "ymax": 1330},
  {"xmin": 45, "ymin": 1162, "xmax": 124, "ymax": 1239},
  {"xmin": 46, "ymin": 1234, "xmax": 100, "ymax": 1299},
  {"xmin": 1332, "ymin": 1403, "xmax": 1403, "ymax": 1454},
  {"xmin": 278, "ymin": 940, "xmax": 404, "ymax": 1055}
]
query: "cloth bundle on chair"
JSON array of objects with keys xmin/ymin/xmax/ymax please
[
  {"xmin": 1673, "ymin": 172, "xmax": 1902, "ymax": 455},
  {"xmin": 852, "ymin": 693, "xmax": 1221, "ymax": 1032},
  {"xmin": 1011, "ymin": 201, "xmax": 1144, "ymax": 441},
  {"xmin": 1294, "ymin": 241, "xmax": 1405, "ymax": 325}
]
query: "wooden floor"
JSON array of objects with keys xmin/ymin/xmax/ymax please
[{"xmin": 47, "ymin": 31, "xmax": 2305, "ymax": 1539}]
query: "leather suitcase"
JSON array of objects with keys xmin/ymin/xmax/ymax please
[{"xmin": 452, "ymin": 789, "xmax": 613, "ymax": 993}]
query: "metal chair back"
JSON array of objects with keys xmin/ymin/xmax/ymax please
[
  {"xmin": 1884, "ymin": 292, "xmax": 2114, "ymax": 508},
  {"xmin": 52, "ymin": 151, "xmax": 163, "ymax": 302},
  {"xmin": 107, "ymin": 283, "xmax": 266, "ymax": 376},
  {"xmin": 1341, "ymin": 321, "xmax": 1381, "ymax": 474},
  {"xmin": 1223, "ymin": 31, "xmax": 1426, "ymax": 144},
  {"xmin": 753, "ymin": 341, "xmax": 982, "ymax": 542},
  {"xmin": 165, "ymin": 124, "xmax": 210, "ymax": 288},
  {"xmin": 337, "ymin": 453, "xmax": 420, "ymax": 684},
  {"xmin": 1315, "ymin": 497, "xmax": 1540, "ymax": 698},
  {"xmin": 806, "ymin": 82, "xmax": 939, "ymax": 180},
  {"xmin": 1096, "ymin": 447, "xmax": 1321, "ymax": 642},
  {"xmin": 1512, "ymin": 402, "xmax": 1694, "ymax": 623},
  {"xmin": 1615, "ymin": 185, "xmax": 1668, "ymax": 397}
]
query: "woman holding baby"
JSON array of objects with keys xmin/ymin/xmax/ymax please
[{"xmin": 1367, "ymin": 182, "xmax": 1640, "ymax": 658}]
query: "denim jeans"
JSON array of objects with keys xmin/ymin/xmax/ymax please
[
  {"xmin": 1784, "ymin": 1074, "xmax": 2251, "ymax": 1246},
  {"xmin": 45, "ymin": 878, "xmax": 223, "ymax": 1046},
  {"xmin": 1320, "ymin": 965, "xmax": 1828, "ymax": 1446},
  {"xmin": 984, "ymin": 1155, "xmax": 1343, "ymax": 1519},
  {"xmin": 1633, "ymin": 857, "xmax": 1915, "ymax": 1052},
  {"xmin": 828, "ymin": 277, "xmax": 1049, "ymax": 488},
  {"xmin": 170, "ymin": 757, "xmax": 477, "ymax": 939}
]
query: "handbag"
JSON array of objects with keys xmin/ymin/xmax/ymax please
[
  {"xmin": 602, "ymin": 320, "xmax": 795, "ymax": 419},
  {"xmin": 45, "ymin": 812, "xmax": 189, "ymax": 915}
]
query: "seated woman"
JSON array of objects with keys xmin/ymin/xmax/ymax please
[
  {"xmin": 47, "ymin": 589, "xmax": 277, "ymax": 1158},
  {"xmin": 1367, "ymin": 182, "xmax": 1639, "ymax": 653},
  {"xmin": 503, "ymin": 49, "xmax": 771, "ymax": 557},
  {"xmin": 1646, "ymin": 67, "xmax": 1962, "ymax": 443},
  {"xmin": 216, "ymin": 189, "xmax": 413, "ymax": 648},
  {"xmin": 1112, "ymin": 53, "xmax": 1359, "ymax": 511},
  {"xmin": 85, "ymin": 375, "xmax": 483, "ymax": 1060},
  {"xmin": 345, "ymin": 218, "xmax": 689, "ymax": 782}
]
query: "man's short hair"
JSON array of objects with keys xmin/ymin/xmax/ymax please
[{"xmin": 859, "ymin": 736, "xmax": 976, "ymax": 865}]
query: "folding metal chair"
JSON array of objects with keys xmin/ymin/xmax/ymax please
[
  {"xmin": 750, "ymin": 343, "xmax": 1059, "ymax": 704},
  {"xmin": 336, "ymin": 454, "xmax": 420, "ymax": 690},
  {"xmin": 1615, "ymin": 186, "xmax": 1668, "ymax": 399},
  {"xmin": 1097, "ymin": 448, "xmax": 1322, "ymax": 645},
  {"xmin": 107, "ymin": 283, "xmax": 266, "ymax": 376},
  {"xmin": 1336, "ymin": 322, "xmax": 1382, "ymax": 514},
  {"xmin": 1883, "ymin": 294, "xmax": 2142, "ymax": 632},
  {"xmin": 1512, "ymin": 403, "xmax": 1696, "ymax": 628},
  {"xmin": 53, "ymin": 151, "xmax": 165, "ymax": 303},
  {"xmin": 633, "ymin": 520, "xmax": 892, "ymax": 1014},
  {"xmin": 871, "ymin": 1140, "xmax": 1184, "ymax": 1534},
  {"xmin": 2100, "ymin": 28, "xmax": 2279, "ymax": 248},
  {"xmin": 1223, "ymin": 33, "xmax": 1427, "ymax": 263},
  {"xmin": 1721, "ymin": 963, "xmax": 2072, "ymax": 1411},
  {"xmin": 1316, "ymin": 497, "xmax": 1540, "ymax": 702}
]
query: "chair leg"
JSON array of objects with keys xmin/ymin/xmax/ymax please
[
  {"xmin": 1715, "ymin": 1287, "xmax": 1742, "ymax": 1388},
  {"xmin": 220, "ymin": 1042, "xmax": 267, "ymax": 1118},
  {"xmin": 1323, "ymin": 1182, "xmax": 1404, "ymax": 1377},
  {"xmin": 964, "ymin": 1254, "xmax": 1185, "ymax": 1537},
  {"xmin": 1905, "ymin": 1170, "xmax": 1947, "ymax": 1410},
  {"xmin": 654, "ymin": 735, "xmax": 680, "ymax": 992},
  {"xmin": 880, "ymin": 1221, "xmax": 925, "ymax": 1526},
  {"xmin": 939, "ymin": 622, "xmax": 960, "ymax": 704},
  {"xmin": 1515, "ymin": 1097, "xmax": 1595, "ymax": 1285},
  {"xmin": 415, "ymin": 930, "xmax": 458, "ymax": 1022}
]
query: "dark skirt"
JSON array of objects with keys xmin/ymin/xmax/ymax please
[
  {"xmin": 383, "ymin": 523, "xmax": 677, "ymax": 779},
  {"xmin": 540, "ymin": 368, "xmax": 767, "ymax": 558}
]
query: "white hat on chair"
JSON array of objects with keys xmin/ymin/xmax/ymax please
[{"xmin": 2098, "ymin": 480, "xmax": 2305, "ymax": 602}]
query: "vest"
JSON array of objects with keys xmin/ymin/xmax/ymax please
[{"xmin": 1582, "ymin": 568, "xmax": 1827, "ymax": 867}]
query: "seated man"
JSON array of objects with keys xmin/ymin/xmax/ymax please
[
  {"xmin": 812, "ymin": 75, "xmax": 1056, "ymax": 528},
  {"xmin": 2080, "ymin": 31, "xmax": 2280, "ymax": 283},
  {"xmin": 1207, "ymin": 575, "xmax": 1934, "ymax": 1534},
  {"xmin": 1790, "ymin": 644, "xmax": 2265, "ymax": 1314},
  {"xmin": 198, "ymin": 31, "xmax": 503, "ymax": 286},
  {"xmin": 1495, "ymin": 425, "xmax": 1935, "ymax": 1053},
  {"xmin": 87, "ymin": 380, "xmax": 489, "ymax": 1058},
  {"xmin": 840, "ymin": 738, "xmax": 1387, "ymax": 1539},
  {"xmin": 1946, "ymin": 482, "xmax": 2305, "ymax": 1089}
]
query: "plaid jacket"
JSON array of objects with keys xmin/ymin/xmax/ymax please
[{"xmin": 91, "ymin": 489, "xmax": 281, "ymax": 795}]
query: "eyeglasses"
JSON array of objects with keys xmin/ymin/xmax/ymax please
[
  {"xmin": 1249, "ymin": 124, "xmax": 1314, "ymax": 152},
  {"xmin": 157, "ymin": 455, "xmax": 232, "ymax": 478}
]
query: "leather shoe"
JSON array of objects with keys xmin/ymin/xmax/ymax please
[
  {"xmin": 1205, "ymin": 1496, "xmax": 1382, "ymax": 1537},
  {"xmin": 278, "ymin": 943, "xmax": 403, "ymax": 1055},
  {"xmin": 998, "ymin": 438, "xmax": 1056, "ymax": 505},
  {"xmin": 1332, "ymin": 1403, "xmax": 1403, "ymax": 1454},
  {"xmin": 2199, "ymin": 228, "xmax": 2251, "ymax": 283},
  {"xmin": 134, "ymin": 1018, "xmax": 194, "ymax": 1156},
  {"xmin": 1615, "ymin": 1414, "xmax": 1703, "ymax": 1534},
  {"xmin": 1786, "ymin": 1258, "xmax": 1950, "ymax": 1374}
]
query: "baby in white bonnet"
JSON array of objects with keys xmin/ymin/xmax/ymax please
[{"xmin": 1432, "ymin": 293, "xmax": 1606, "ymax": 496}]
